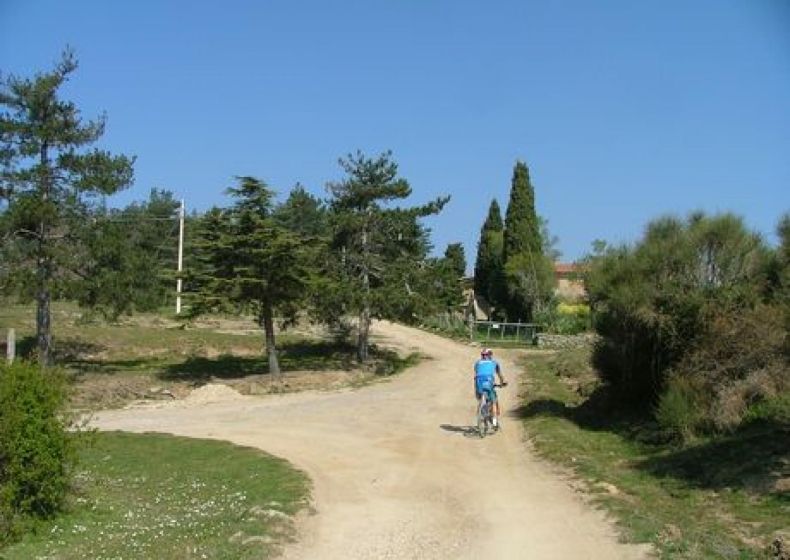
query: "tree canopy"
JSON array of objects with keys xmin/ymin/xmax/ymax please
[
  {"xmin": 0, "ymin": 49, "xmax": 135, "ymax": 363},
  {"xmin": 325, "ymin": 150, "xmax": 449, "ymax": 360},
  {"xmin": 187, "ymin": 177, "xmax": 313, "ymax": 376},
  {"xmin": 502, "ymin": 161, "xmax": 554, "ymax": 321}
]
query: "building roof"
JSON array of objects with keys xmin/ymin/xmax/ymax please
[{"xmin": 554, "ymin": 262, "xmax": 580, "ymax": 275}]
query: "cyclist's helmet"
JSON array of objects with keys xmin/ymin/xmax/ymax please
[{"xmin": 481, "ymin": 348, "xmax": 493, "ymax": 358}]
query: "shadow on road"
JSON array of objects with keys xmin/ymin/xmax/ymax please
[{"xmin": 440, "ymin": 424, "xmax": 483, "ymax": 438}]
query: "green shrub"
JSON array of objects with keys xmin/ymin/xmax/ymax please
[
  {"xmin": 0, "ymin": 361, "xmax": 75, "ymax": 541},
  {"xmin": 535, "ymin": 302, "xmax": 591, "ymax": 335},
  {"xmin": 656, "ymin": 375, "xmax": 705, "ymax": 442},
  {"xmin": 666, "ymin": 304, "xmax": 787, "ymax": 434},
  {"xmin": 744, "ymin": 392, "xmax": 790, "ymax": 425},
  {"xmin": 586, "ymin": 213, "xmax": 771, "ymax": 405}
]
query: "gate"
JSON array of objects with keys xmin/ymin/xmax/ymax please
[{"xmin": 472, "ymin": 321, "xmax": 539, "ymax": 346}]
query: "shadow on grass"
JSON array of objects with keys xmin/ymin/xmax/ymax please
[
  {"xmin": 511, "ymin": 391, "xmax": 790, "ymax": 494},
  {"xmin": 13, "ymin": 335, "xmax": 106, "ymax": 363},
  {"xmin": 16, "ymin": 335, "xmax": 38, "ymax": 359},
  {"xmin": 637, "ymin": 419, "xmax": 790, "ymax": 494},
  {"xmin": 161, "ymin": 355, "xmax": 267, "ymax": 381},
  {"xmin": 160, "ymin": 340, "xmax": 358, "ymax": 382},
  {"xmin": 68, "ymin": 357, "xmax": 165, "ymax": 376}
]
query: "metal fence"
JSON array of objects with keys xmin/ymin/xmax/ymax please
[{"xmin": 473, "ymin": 321, "xmax": 539, "ymax": 346}]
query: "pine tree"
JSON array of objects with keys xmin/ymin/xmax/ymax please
[
  {"xmin": 69, "ymin": 189, "xmax": 180, "ymax": 318},
  {"xmin": 474, "ymin": 199, "xmax": 505, "ymax": 314},
  {"xmin": 502, "ymin": 161, "xmax": 554, "ymax": 321},
  {"xmin": 188, "ymin": 177, "xmax": 311, "ymax": 377},
  {"xmin": 326, "ymin": 150, "xmax": 448, "ymax": 361},
  {"xmin": 0, "ymin": 49, "xmax": 135, "ymax": 364},
  {"xmin": 273, "ymin": 183, "xmax": 327, "ymax": 237}
]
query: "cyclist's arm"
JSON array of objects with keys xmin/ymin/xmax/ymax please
[{"xmin": 496, "ymin": 362, "xmax": 506, "ymax": 385}]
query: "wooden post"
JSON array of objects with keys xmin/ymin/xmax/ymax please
[
  {"xmin": 176, "ymin": 198, "xmax": 185, "ymax": 315},
  {"xmin": 6, "ymin": 328, "xmax": 15, "ymax": 365}
]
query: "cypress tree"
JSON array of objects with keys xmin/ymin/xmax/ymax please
[
  {"xmin": 502, "ymin": 161, "xmax": 554, "ymax": 321},
  {"xmin": 474, "ymin": 199, "xmax": 505, "ymax": 315},
  {"xmin": 444, "ymin": 243, "xmax": 466, "ymax": 278},
  {"xmin": 504, "ymin": 161, "xmax": 542, "ymax": 258}
]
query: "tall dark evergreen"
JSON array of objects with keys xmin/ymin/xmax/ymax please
[
  {"xmin": 0, "ymin": 50, "xmax": 135, "ymax": 364},
  {"xmin": 326, "ymin": 150, "xmax": 448, "ymax": 361},
  {"xmin": 474, "ymin": 199, "xmax": 505, "ymax": 314},
  {"xmin": 502, "ymin": 161, "xmax": 554, "ymax": 321},
  {"xmin": 503, "ymin": 161, "xmax": 541, "ymax": 261}
]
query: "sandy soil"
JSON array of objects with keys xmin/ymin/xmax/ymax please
[{"xmin": 93, "ymin": 321, "xmax": 652, "ymax": 559}]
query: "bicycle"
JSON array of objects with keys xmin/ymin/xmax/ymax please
[{"xmin": 476, "ymin": 382, "xmax": 506, "ymax": 438}]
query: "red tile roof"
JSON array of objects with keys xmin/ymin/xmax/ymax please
[{"xmin": 554, "ymin": 263, "xmax": 579, "ymax": 275}]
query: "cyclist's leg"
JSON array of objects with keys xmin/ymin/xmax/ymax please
[
  {"xmin": 491, "ymin": 389, "xmax": 501, "ymax": 427},
  {"xmin": 484, "ymin": 389, "xmax": 495, "ymax": 417}
]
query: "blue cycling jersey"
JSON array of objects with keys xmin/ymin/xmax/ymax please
[{"xmin": 474, "ymin": 358, "xmax": 499, "ymax": 392}]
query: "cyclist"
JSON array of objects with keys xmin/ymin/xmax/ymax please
[{"xmin": 474, "ymin": 348, "xmax": 507, "ymax": 429}]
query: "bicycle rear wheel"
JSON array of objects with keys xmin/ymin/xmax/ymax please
[{"xmin": 477, "ymin": 401, "xmax": 488, "ymax": 438}]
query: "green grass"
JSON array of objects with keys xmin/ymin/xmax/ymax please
[
  {"xmin": 0, "ymin": 302, "xmax": 294, "ymax": 374},
  {"xmin": 0, "ymin": 302, "xmax": 416, "ymax": 407},
  {"xmin": 0, "ymin": 432, "xmax": 310, "ymax": 559},
  {"xmin": 517, "ymin": 349, "xmax": 789, "ymax": 559}
]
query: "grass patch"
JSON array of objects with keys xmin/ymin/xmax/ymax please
[
  {"xmin": 0, "ymin": 302, "xmax": 276, "ymax": 376},
  {"xmin": 0, "ymin": 431, "xmax": 310, "ymax": 559},
  {"xmin": 516, "ymin": 349, "xmax": 789, "ymax": 559},
  {"xmin": 1, "ymin": 302, "xmax": 421, "ymax": 407}
]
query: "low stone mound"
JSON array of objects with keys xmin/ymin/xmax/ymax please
[{"xmin": 184, "ymin": 383, "xmax": 246, "ymax": 404}]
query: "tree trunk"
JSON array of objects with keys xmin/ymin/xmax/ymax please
[
  {"xmin": 36, "ymin": 142, "xmax": 53, "ymax": 366},
  {"xmin": 358, "ymin": 305, "xmax": 370, "ymax": 362},
  {"xmin": 357, "ymin": 220, "xmax": 371, "ymax": 362},
  {"xmin": 260, "ymin": 304, "xmax": 280, "ymax": 378},
  {"xmin": 36, "ymin": 256, "xmax": 53, "ymax": 366}
]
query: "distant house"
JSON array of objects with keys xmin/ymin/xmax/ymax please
[
  {"xmin": 464, "ymin": 263, "xmax": 587, "ymax": 321},
  {"xmin": 554, "ymin": 262, "xmax": 586, "ymax": 301}
]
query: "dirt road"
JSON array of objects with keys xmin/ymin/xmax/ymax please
[{"xmin": 93, "ymin": 322, "xmax": 651, "ymax": 559}]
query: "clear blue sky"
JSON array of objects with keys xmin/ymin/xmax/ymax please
[{"xmin": 2, "ymin": 1, "xmax": 789, "ymax": 266}]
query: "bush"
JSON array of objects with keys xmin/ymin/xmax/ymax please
[
  {"xmin": 555, "ymin": 302, "xmax": 590, "ymax": 334},
  {"xmin": 667, "ymin": 304, "xmax": 788, "ymax": 434},
  {"xmin": 586, "ymin": 213, "xmax": 771, "ymax": 405},
  {"xmin": 535, "ymin": 302, "xmax": 591, "ymax": 335},
  {"xmin": 0, "ymin": 361, "xmax": 76, "ymax": 541},
  {"xmin": 656, "ymin": 375, "xmax": 705, "ymax": 442}
]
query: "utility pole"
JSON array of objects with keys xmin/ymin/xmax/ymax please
[{"xmin": 176, "ymin": 199, "xmax": 185, "ymax": 314}]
